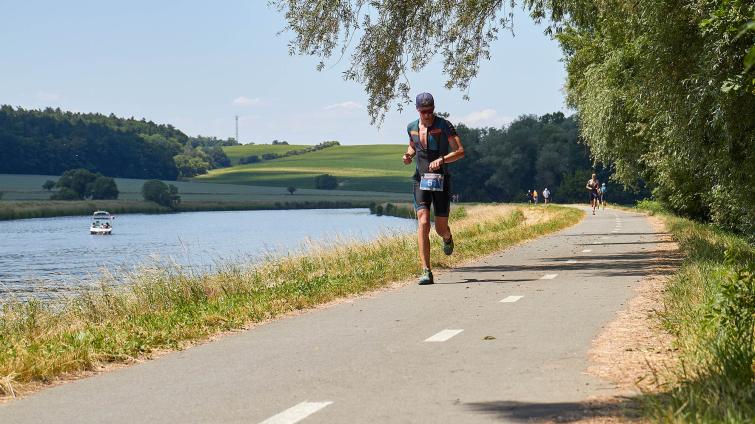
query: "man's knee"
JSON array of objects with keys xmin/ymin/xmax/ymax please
[{"xmin": 417, "ymin": 210, "xmax": 431, "ymax": 231}]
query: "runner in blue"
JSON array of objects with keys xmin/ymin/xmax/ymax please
[{"xmin": 402, "ymin": 93, "xmax": 466, "ymax": 285}]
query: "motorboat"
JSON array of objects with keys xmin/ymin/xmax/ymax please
[{"xmin": 90, "ymin": 211, "xmax": 114, "ymax": 235}]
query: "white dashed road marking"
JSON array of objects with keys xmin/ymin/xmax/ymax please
[
  {"xmin": 259, "ymin": 401, "xmax": 333, "ymax": 424},
  {"xmin": 425, "ymin": 329, "xmax": 464, "ymax": 342},
  {"xmin": 581, "ymin": 249, "xmax": 592, "ymax": 253},
  {"xmin": 566, "ymin": 260, "xmax": 578, "ymax": 264},
  {"xmin": 500, "ymin": 296, "xmax": 524, "ymax": 303},
  {"xmin": 540, "ymin": 274, "xmax": 558, "ymax": 280}
]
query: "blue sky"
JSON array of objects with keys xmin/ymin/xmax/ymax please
[{"xmin": 0, "ymin": 1, "xmax": 567, "ymax": 145}]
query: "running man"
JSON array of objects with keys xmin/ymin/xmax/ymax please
[
  {"xmin": 600, "ymin": 182, "xmax": 607, "ymax": 209},
  {"xmin": 586, "ymin": 173, "xmax": 600, "ymax": 215},
  {"xmin": 542, "ymin": 187, "xmax": 550, "ymax": 204},
  {"xmin": 402, "ymin": 92, "xmax": 465, "ymax": 285}
]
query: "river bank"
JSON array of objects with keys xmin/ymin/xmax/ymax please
[
  {"xmin": 0, "ymin": 204, "xmax": 583, "ymax": 398},
  {"xmin": 0, "ymin": 199, "xmax": 378, "ymax": 221}
]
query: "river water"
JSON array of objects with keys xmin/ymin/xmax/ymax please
[{"xmin": 0, "ymin": 209, "xmax": 416, "ymax": 298}]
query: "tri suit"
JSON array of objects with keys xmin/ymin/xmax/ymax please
[{"xmin": 407, "ymin": 116, "xmax": 457, "ymax": 217}]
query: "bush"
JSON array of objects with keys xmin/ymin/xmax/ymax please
[
  {"xmin": 42, "ymin": 180, "xmax": 55, "ymax": 191},
  {"xmin": 141, "ymin": 180, "xmax": 180, "ymax": 209},
  {"xmin": 91, "ymin": 176, "xmax": 119, "ymax": 200},
  {"xmin": 314, "ymin": 174, "xmax": 338, "ymax": 190},
  {"xmin": 287, "ymin": 186, "xmax": 297, "ymax": 195},
  {"xmin": 55, "ymin": 168, "xmax": 99, "ymax": 199},
  {"xmin": 239, "ymin": 155, "xmax": 260, "ymax": 164}
]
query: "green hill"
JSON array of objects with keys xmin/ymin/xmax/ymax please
[{"xmin": 197, "ymin": 144, "xmax": 411, "ymax": 192}]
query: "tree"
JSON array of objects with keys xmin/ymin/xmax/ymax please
[
  {"xmin": 141, "ymin": 180, "xmax": 180, "ymax": 209},
  {"xmin": 202, "ymin": 146, "xmax": 231, "ymax": 168},
  {"xmin": 314, "ymin": 174, "xmax": 338, "ymax": 190},
  {"xmin": 272, "ymin": 0, "xmax": 521, "ymax": 123},
  {"xmin": 274, "ymin": 1, "xmax": 754, "ymax": 234},
  {"xmin": 173, "ymin": 154, "xmax": 209, "ymax": 178},
  {"xmin": 42, "ymin": 180, "xmax": 55, "ymax": 191},
  {"xmin": 551, "ymin": 0, "xmax": 755, "ymax": 233},
  {"xmin": 91, "ymin": 176, "xmax": 119, "ymax": 200},
  {"xmin": 287, "ymin": 186, "xmax": 297, "ymax": 195},
  {"xmin": 54, "ymin": 168, "xmax": 99, "ymax": 200}
]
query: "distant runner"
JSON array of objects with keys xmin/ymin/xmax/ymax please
[
  {"xmin": 402, "ymin": 92, "xmax": 465, "ymax": 285},
  {"xmin": 600, "ymin": 182, "xmax": 607, "ymax": 210},
  {"xmin": 543, "ymin": 187, "xmax": 550, "ymax": 205},
  {"xmin": 586, "ymin": 174, "xmax": 600, "ymax": 215},
  {"xmin": 533, "ymin": 189, "xmax": 539, "ymax": 204}
]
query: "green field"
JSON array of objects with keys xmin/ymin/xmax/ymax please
[
  {"xmin": 222, "ymin": 144, "xmax": 311, "ymax": 165},
  {"xmin": 199, "ymin": 144, "xmax": 411, "ymax": 192},
  {"xmin": 0, "ymin": 174, "xmax": 409, "ymax": 204}
]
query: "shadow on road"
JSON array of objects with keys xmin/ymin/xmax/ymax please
[
  {"xmin": 464, "ymin": 397, "xmax": 643, "ymax": 422},
  {"xmin": 453, "ymin": 250, "xmax": 682, "ymax": 280},
  {"xmin": 437, "ymin": 277, "xmax": 538, "ymax": 285}
]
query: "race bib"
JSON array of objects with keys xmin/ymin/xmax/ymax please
[{"xmin": 419, "ymin": 173, "xmax": 444, "ymax": 191}]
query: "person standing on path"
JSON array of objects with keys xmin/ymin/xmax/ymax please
[
  {"xmin": 402, "ymin": 92, "xmax": 465, "ymax": 285},
  {"xmin": 543, "ymin": 187, "xmax": 550, "ymax": 204},
  {"xmin": 586, "ymin": 174, "xmax": 600, "ymax": 215}
]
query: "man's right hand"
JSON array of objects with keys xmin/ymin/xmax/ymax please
[{"xmin": 403, "ymin": 153, "xmax": 413, "ymax": 165}]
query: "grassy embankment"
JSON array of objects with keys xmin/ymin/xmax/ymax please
[
  {"xmin": 198, "ymin": 144, "xmax": 410, "ymax": 192},
  {"xmin": 0, "ymin": 173, "xmax": 409, "ymax": 220},
  {"xmin": 0, "ymin": 204, "xmax": 582, "ymax": 397},
  {"xmin": 636, "ymin": 201, "xmax": 754, "ymax": 423}
]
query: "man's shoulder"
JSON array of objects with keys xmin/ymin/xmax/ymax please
[
  {"xmin": 407, "ymin": 119, "xmax": 419, "ymax": 131},
  {"xmin": 435, "ymin": 116, "xmax": 454, "ymax": 128}
]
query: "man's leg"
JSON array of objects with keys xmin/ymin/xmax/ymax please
[
  {"xmin": 434, "ymin": 215, "xmax": 451, "ymax": 240},
  {"xmin": 417, "ymin": 208, "xmax": 432, "ymax": 269}
]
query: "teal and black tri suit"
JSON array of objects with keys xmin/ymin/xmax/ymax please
[{"xmin": 407, "ymin": 116, "xmax": 458, "ymax": 217}]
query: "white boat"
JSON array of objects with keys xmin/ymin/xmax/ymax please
[{"xmin": 90, "ymin": 211, "xmax": 114, "ymax": 235}]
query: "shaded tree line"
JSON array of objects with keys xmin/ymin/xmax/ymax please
[
  {"xmin": 449, "ymin": 113, "xmax": 647, "ymax": 204},
  {"xmin": 238, "ymin": 141, "xmax": 340, "ymax": 165},
  {"xmin": 0, "ymin": 106, "xmax": 186, "ymax": 179}
]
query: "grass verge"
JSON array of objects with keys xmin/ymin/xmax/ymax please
[
  {"xmin": 0, "ymin": 204, "xmax": 582, "ymax": 398},
  {"xmin": 635, "ymin": 201, "xmax": 754, "ymax": 423}
]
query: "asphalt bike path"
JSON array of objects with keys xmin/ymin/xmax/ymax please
[{"xmin": 0, "ymin": 206, "xmax": 662, "ymax": 423}]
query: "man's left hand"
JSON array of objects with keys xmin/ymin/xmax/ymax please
[{"xmin": 429, "ymin": 159, "xmax": 443, "ymax": 172}]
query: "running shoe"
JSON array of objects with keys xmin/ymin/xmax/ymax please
[
  {"xmin": 443, "ymin": 235, "xmax": 454, "ymax": 256},
  {"xmin": 418, "ymin": 268, "xmax": 434, "ymax": 285}
]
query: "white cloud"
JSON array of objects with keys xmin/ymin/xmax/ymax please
[
  {"xmin": 457, "ymin": 108, "xmax": 514, "ymax": 128},
  {"xmin": 36, "ymin": 91, "xmax": 60, "ymax": 103},
  {"xmin": 232, "ymin": 96, "xmax": 261, "ymax": 106},
  {"xmin": 324, "ymin": 101, "xmax": 362, "ymax": 111}
]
